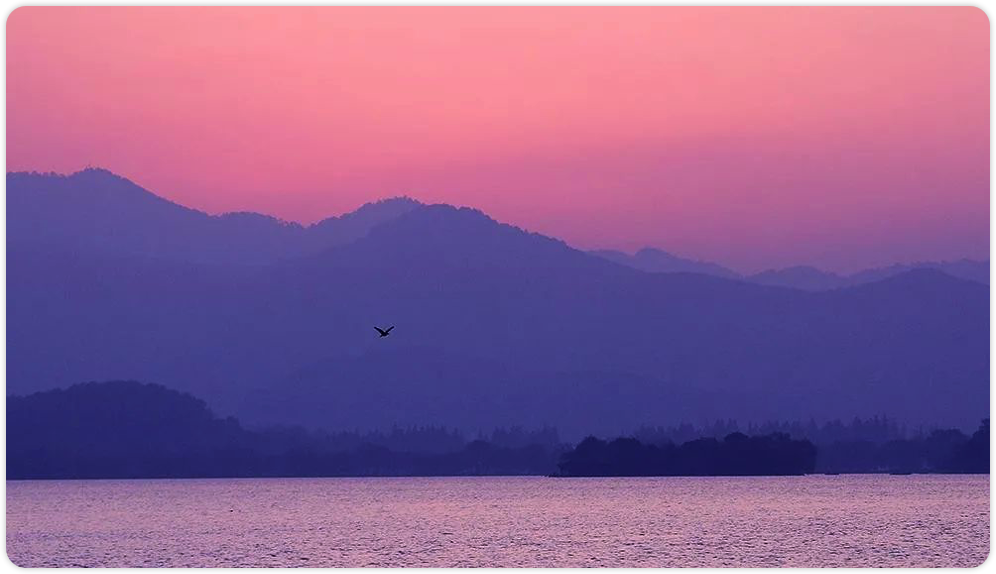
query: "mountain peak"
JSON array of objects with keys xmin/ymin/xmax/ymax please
[
  {"xmin": 310, "ymin": 196, "xmax": 422, "ymax": 229},
  {"xmin": 367, "ymin": 202, "xmax": 519, "ymax": 241},
  {"xmin": 634, "ymin": 247, "xmax": 678, "ymax": 259},
  {"xmin": 316, "ymin": 200, "xmax": 598, "ymax": 275},
  {"xmin": 71, "ymin": 166, "xmax": 125, "ymax": 180},
  {"xmin": 364, "ymin": 196, "xmax": 423, "ymax": 209},
  {"xmin": 9, "ymin": 166, "xmax": 193, "ymax": 214}
]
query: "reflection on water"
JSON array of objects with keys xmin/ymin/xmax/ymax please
[{"xmin": 6, "ymin": 475, "xmax": 989, "ymax": 567}]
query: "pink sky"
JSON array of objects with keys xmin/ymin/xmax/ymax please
[{"xmin": 6, "ymin": 7, "xmax": 989, "ymax": 272}]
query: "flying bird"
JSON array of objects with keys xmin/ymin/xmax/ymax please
[{"xmin": 374, "ymin": 326, "xmax": 395, "ymax": 338}]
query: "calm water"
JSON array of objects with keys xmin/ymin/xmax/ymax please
[{"xmin": 6, "ymin": 475, "xmax": 989, "ymax": 567}]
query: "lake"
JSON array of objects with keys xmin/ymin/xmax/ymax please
[{"xmin": 6, "ymin": 475, "xmax": 989, "ymax": 567}]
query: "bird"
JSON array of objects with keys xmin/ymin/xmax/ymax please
[{"xmin": 374, "ymin": 326, "xmax": 395, "ymax": 338}]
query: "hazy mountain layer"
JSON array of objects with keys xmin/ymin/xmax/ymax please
[{"xmin": 7, "ymin": 170, "xmax": 988, "ymax": 433}]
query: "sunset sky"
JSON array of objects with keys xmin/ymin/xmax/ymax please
[{"xmin": 6, "ymin": 7, "xmax": 989, "ymax": 272}]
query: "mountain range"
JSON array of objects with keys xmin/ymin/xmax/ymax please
[
  {"xmin": 7, "ymin": 169, "xmax": 989, "ymax": 435},
  {"xmin": 592, "ymin": 249, "xmax": 988, "ymax": 290}
]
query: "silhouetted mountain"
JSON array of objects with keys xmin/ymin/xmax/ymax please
[
  {"xmin": 595, "ymin": 243, "xmax": 987, "ymax": 289},
  {"xmin": 7, "ymin": 169, "xmax": 420, "ymax": 265},
  {"xmin": 591, "ymin": 247, "xmax": 741, "ymax": 278},
  {"xmin": 307, "ymin": 196, "xmax": 422, "ymax": 249},
  {"xmin": 848, "ymin": 259, "xmax": 989, "ymax": 286},
  {"xmin": 748, "ymin": 260, "xmax": 989, "ymax": 291},
  {"xmin": 6, "ymin": 170, "xmax": 988, "ymax": 434},
  {"xmin": 7, "ymin": 381, "xmax": 252, "ymax": 478}
]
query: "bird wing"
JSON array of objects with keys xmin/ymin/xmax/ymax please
[
  {"xmin": 374, "ymin": 327, "xmax": 387, "ymax": 335},
  {"xmin": 386, "ymin": 326, "xmax": 395, "ymax": 333}
]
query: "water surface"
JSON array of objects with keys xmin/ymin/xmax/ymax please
[{"xmin": 6, "ymin": 475, "xmax": 989, "ymax": 567}]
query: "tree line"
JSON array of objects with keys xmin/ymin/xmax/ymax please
[{"xmin": 7, "ymin": 381, "xmax": 988, "ymax": 479}]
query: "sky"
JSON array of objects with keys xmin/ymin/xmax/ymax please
[{"xmin": 6, "ymin": 7, "xmax": 989, "ymax": 273}]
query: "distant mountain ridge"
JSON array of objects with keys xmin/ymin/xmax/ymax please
[
  {"xmin": 13, "ymin": 168, "xmax": 984, "ymax": 284},
  {"xmin": 592, "ymin": 247, "xmax": 988, "ymax": 289},
  {"xmin": 747, "ymin": 260, "xmax": 989, "ymax": 290}
]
